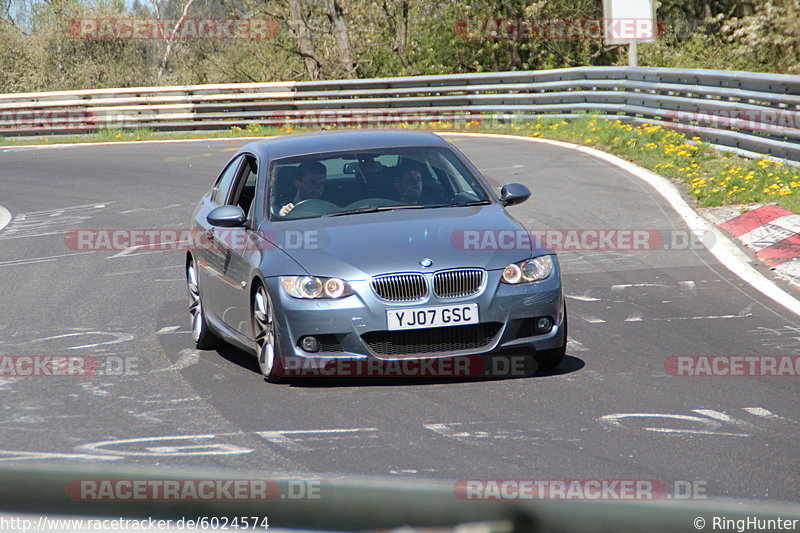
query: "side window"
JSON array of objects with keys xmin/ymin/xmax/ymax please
[
  {"xmin": 212, "ymin": 155, "xmax": 244, "ymax": 204},
  {"xmin": 229, "ymin": 156, "xmax": 259, "ymax": 218}
]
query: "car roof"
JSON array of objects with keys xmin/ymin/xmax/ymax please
[{"xmin": 240, "ymin": 129, "xmax": 450, "ymax": 160}]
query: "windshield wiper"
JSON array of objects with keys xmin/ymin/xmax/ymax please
[
  {"xmin": 431, "ymin": 200, "xmax": 491, "ymax": 208},
  {"xmin": 322, "ymin": 205, "xmax": 425, "ymax": 217}
]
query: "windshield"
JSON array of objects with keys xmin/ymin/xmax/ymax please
[{"xmin": 268, "ymin": 146, "xmax": 491, "ymax": 220}]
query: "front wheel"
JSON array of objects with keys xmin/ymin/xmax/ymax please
[
  {"xmin": 253, "ymin": 284, "xmax": 285, "ymax": 383},
  {"xmin": 187, "ymin": 258, "xmax": 218, "ymax": 350}
]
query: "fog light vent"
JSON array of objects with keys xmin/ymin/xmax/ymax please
[{"xmin": 301, "ymin": 336, "xmax": 320, "ymax": 352}]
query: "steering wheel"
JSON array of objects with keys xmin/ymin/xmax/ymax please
[
  {"xmin": 344, "ymin": 198, "xmax": 405, "ymax": 210},
  {"xmin": 282, "ymin": 198, "xmax": 340, "ymax": 218}
]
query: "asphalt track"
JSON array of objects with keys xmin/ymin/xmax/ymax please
[{"xmin": 0, "ymin": 135, "xmax": 798, "ymax": 504}]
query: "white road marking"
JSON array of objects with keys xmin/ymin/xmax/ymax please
[
  {"xmin": 581, "ymin": 315, "xmax": 606, "ymax": 324},
  {"xmin": 255, "ymin": 428, "xmax": 379, "ymax": 451},
  {"xmin": 154, "ymin": 349, "xmax": 199, "ymax": 372},
  {"xmin": 644, "ymin": 429, "xmax": 749, "ymax": 437},
  {"xmin": 423, "ymin": 423, "xmax": 472, "ymax": 438},
  {"xmin": 567, "ymin": 336, "xmax": 588, "ymax": 352},
  {"xmin": 0, "ymin": 205, "xmax": 11, "ymax": 232},
  {"xmin": 646, "ymin": 314, "xmax": 752, "ymax": 321},
  {"xmin": 624, "ymin": 313, "xmax": 643, "ymax": 322},
  {"xmin": 739, "ymin": 407, "xmax": 796, "ymax": 424},
  {"xmin": 0, "ymin": 251, "xmax": 94, "ymax": 268},
  {"xmin": 612, "ymin": 281, "xmax": 698, "ymax": 296},
  {"xmin": 612, "ymin": 283, "xmax": 670, "ymax": 292},
  {"xmin": 119, "ymin": 204, "xmax": 181, "ymax": 214},
  {"xmin": 679, "ymin": 280, "xmax": 697, "ymax": 294},
  {"xmin": 157, "ymin": 326, "xmax": 181, "ymax": 334},
  {"xmin": 742, "ymin": 407, "xmax": 778, "ymax": 418},
  {"xmin": 599, "ymin": 413, "xmax": 720, "ymax": 429},
  {"xmin": 747, "ymin": 325, "xmax": 800, "ymax": 354},
  {"xmin": 28, "ymin": 331, "xmax": 134, "ymax": 350},
  {"xmin": 0, "ymin": 451, "xmax": 123, "ymax": 462},
  {"xmin": 108, "ymin": 245, "xmax": 148, "ymax": 259},
  {"xmin": 692, "ymin": 409, "xmax": 754, "ymax": 428},
  {"xmin": 424, "ymin": 423, "xmax": 579, "ymax": 443},
  {"xmin": 108, "ymin": 240, "xmax": 189, "ymax": 259},
  {"xmin": 600, "ymin": 407, "xmax": 792, "ymax": 437},
  {"xmin": 0, "ymin": 378, "xmax": 20, "ymax": 390},
  {"xmin": 22, "ymin": 203, "xmax": 107, "ymax": 215},
  {"xmin": 0, "ymin": 203, "xmax": 107, "ymax": 240},
  {"xmin": 598, "ymin": 413, "xmax": 749, "ymax": 437},
  {"xmin": 77, "ymin": 434, "xmax": 253, "ymax": 456},
  {"xmin": 443, "ymin": 133, "xmax": 800, "ymax": 317},
  {"xmin": 566, "ymin": 294, "xmax": 601, "ymax": 302},
  {"xmin": 117, "ymin": 396, "xmax": 201, "ymax": 404}
]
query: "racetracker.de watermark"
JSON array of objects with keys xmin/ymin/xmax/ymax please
[
  {"xmin": 665, "ymin": 110, "xmax": 800, "ymax": 134},
  {"xmin": 450, "ymin": 229, "xmax": 714, "ymax": 252},
  {"xmin": 64, "ymin": 228, "xmax": 323, "ymax": 252},
  {"xmin": 68, "ymin": 18, "xmax": 280, "ymax": 40},
  {"xmin": 274, "ymin": 354, "xmax": 538, "ymax": 379},
  {"xmin": 454, "ymin": 17, "xmax": 661, "ymax": 41},
  {"xmin": 67, "ymin": 479, "xmax": 322, "ymax": 501},
  {"xmin": 0, "ymin": 355, "xmax": 138, "ymax": 377},
  {"xmin": 268, "ymin": 110, "xmax": 484, "ymax": 127},
  {"xmin": 453, "ymin": 479, "xmax": 707, "ymax": 500},
  {"xmin": 0, "ymin": 110, "xmax": 96, "ymax": 133},
  {"xmin": 665, "ymin": 356, "xmax": 800, "ymax": 377}
]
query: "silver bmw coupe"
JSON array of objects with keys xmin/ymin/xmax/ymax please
[{"xmin": 187, "ymin": 129, "xmax": 566, "ymax": 382}]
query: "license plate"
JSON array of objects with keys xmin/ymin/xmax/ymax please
[{"xmin": 387, "ymin": 304, "xmax": 479, "ymax": 331}]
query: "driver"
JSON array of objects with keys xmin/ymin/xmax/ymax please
[{"xmin": 279, "ymin": 161, "xmax": 327, "ymax": 216}]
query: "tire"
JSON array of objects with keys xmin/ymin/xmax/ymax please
[
  {"xmin": 535, "ymin": 307, "xmax": 567, "ymax": 371},
  {"xmin": 187, "ymin": 257, "xmax": 219, "ymax": 350},
  {"xmin": 253, "ymin": 284, "xmax": 286, "ymax": 383}
]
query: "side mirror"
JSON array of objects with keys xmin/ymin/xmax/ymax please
[
  {"xmin": 207, "ymin": 205, "xmax": 247, "ymax": 227},
  {"xmin": 499, "ymin": 183, "xmax": 531, "ymax": 206}
]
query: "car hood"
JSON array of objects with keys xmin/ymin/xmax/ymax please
[{"xmin": 260, "ymin": 205, "xmax": 549, "ymax": 279}]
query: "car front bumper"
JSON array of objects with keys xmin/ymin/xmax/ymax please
[{"xmin": 266, "ymin": 265, "xmax": 565, "ymax": 367}]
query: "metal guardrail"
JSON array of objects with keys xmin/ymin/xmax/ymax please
[{"xmin": 2, "ymin": 67, "xmax": 800, "ymax": 160}]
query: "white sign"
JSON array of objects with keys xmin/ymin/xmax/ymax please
[{"xmin": 603, "ymin": 0, "xmax": 658, "ymax": 44}]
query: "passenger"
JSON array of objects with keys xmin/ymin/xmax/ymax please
[{"xmin": 392, "ymin": 163, "xmax": 424, "ymax": 204}]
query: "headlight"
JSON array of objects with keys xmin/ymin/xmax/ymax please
[
  {"xmin": 501, "ymin": 256, "xmax": 553, "ymax": 284},
  {"xmin": 280, "ymin": 276, "xmax": 354, "ymax": 299}
]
